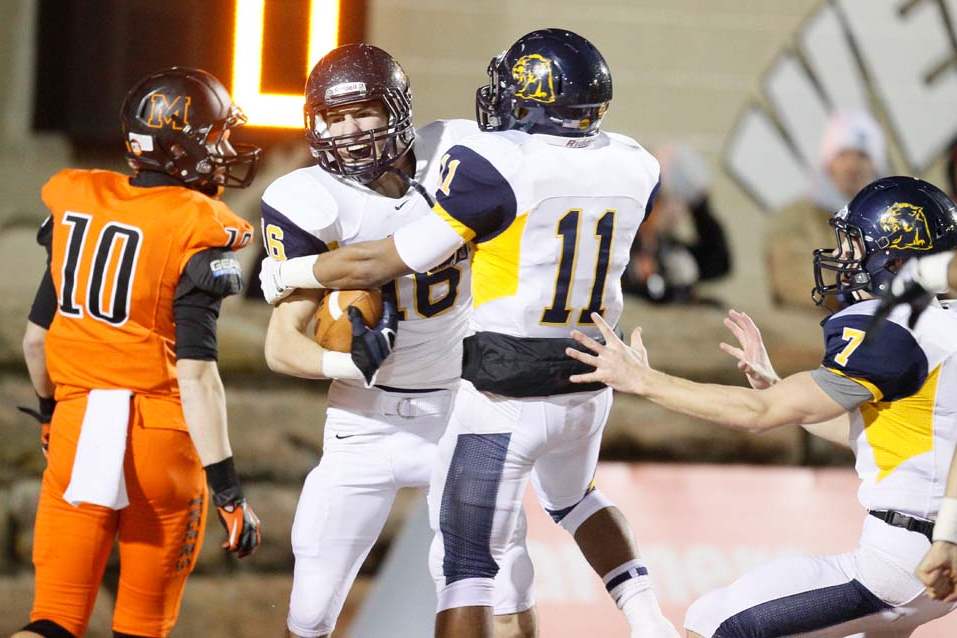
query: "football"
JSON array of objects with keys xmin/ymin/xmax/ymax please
[{"xmin": 314, "ymin": 289, "xmax": 384, "ymax": 352}]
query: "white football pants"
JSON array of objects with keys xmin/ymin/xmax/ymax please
[
  {"xmin": 428, "ymin": 380, "xmax": 613, "ymax": 612},
  {"xmin": 287, "ymin": 383, "xmax": 534, "ymax": 637},
  {"xmin": 685, "ymin": 514, "xmax": 957, "ymax": 637}
]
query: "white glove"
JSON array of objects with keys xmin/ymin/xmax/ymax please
[
  {"xmin": 890, "ymin": 252, "xmax": 953, "ymax": 297},
  {"xmin": 657, "ymin": 143, "xmax": 711, "ymax": 205},
  {"xmin": 259, "ymin": 257, "xmax": 293, "ymax": 305},
  {"xmin": 258, "ymin": 255, "xmax": 326, "ymax": 305}
]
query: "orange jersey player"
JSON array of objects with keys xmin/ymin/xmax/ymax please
[{"xmin": 15, "ymin": 67, "xmax": 262, "ymax": 638}]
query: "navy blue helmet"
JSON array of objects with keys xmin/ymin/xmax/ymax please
[
  {"xmin": 812, "ymin": 176, "xmax": 957, "ymax": 305},
  {"xmin": 476, "ymin": 28, "xmax": 612, "ymax": 137},
  {"xmin": 304, "ymin": 44, "xmax": 414, "ymax": 183}
]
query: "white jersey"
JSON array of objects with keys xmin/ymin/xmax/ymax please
[
  {"xmin": 261, "ymin": 119, "xmax": 478, "ymax": 390},
  {"xmin": 395, "ymin": 129, "xmax": 660, "ymax": 340},
  {"xmin": 815, "ymin": 299, "xmax": 957, "ymax": 519}
]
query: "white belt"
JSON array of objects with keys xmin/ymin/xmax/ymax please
[{"xmin": 329, "ymin": 383, "xmax": 453, "ymax": 419}]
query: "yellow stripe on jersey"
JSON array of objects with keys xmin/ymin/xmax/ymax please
[
  {"xmin": 433, "ymin": 202, "xmax": 477, "ymax": 242},
  {"xmin": 861, "ymin": 364, "xmax": 940, "ymax": 482},
  {"xmin": 473, "ymin": 212, "xmax": 528, "ymax": 308},
  {"xmin": 824, "ymin": 367, "xmax": 884, "ymax": 402}
]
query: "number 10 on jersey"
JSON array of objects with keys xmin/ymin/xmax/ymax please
[{"xmin": 541, "ymin": 208, "xmax": 615, "ymax": 325}]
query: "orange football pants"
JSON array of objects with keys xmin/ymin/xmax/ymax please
[{"xmin": 30, "ymin": 396, "xmax": 208, "ymax": 637}]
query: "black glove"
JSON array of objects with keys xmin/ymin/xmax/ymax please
[
  {"xmin": 349, "ymin": 288, "xmax": 399, "ymax": 387},
  {"xmin": 205, "ymin": 457, "xmax": 261, "ymax": 558},
  {"xmin": 18, "ymin": 395, "xmax": 55, "ymax": 458}
]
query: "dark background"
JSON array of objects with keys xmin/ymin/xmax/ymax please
[{"xmin": 33, "ymin": 0, "xmax": 367, "ymax": 148}]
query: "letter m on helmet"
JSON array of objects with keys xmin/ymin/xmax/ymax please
[{"xmin": 146, "ymin": 94, "xmax": 191, "ymax": 130}]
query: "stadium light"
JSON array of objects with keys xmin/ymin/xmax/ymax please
[{"xmin": 231, "ymin": 0, "xmax": 341, "ymax": 128}]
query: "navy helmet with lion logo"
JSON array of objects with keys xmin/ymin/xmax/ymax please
[
  {"xmin": 813, "ymin": 176, "xmax": 957, "ymax": 305},
  {"xmin": 476, "ymin": 28, "xmax": 612, "ymax": 137}
]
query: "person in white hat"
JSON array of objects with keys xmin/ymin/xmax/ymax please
[{"xmin": 767, "ymin": 110, "xmax": 886, "ymax": 312}]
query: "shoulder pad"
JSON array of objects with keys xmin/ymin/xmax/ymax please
[
  {"xmin": 434, "ymin": 142, "xmax": 518, "ymax": 243},
  {"xmin": 261, "ymin": 168, "xmax": 340, "ymax": 234},
  {"xmin": 419, "ymin": 119, "xmax": 481, "ymax": 145},
  {"xmin": 181, "ymin": 198, "xmax": 254, "ymax": 252},
  {"xmin": 821, "ymin": 309, "xmax": 927, "ymax": 402},
  {"xmin": 176, "ymin": 248, "xmax": 243, "ymax": 300},
  {"xmin": 455, "ymin": 131, "xmax": 524, "ymax": 182},
  {"xmin": 40, "ymin": 169, "xmax": 80, "ymax": 210}
]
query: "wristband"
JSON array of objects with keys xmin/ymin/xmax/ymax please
[
  {"xmin": 280, "ymin": 256, "xmax": 325, "ymax": 290},
  {"xmin": 916, "ymin": 252, "xmax": 954, "ymax": 294},
  {"xmin": 933, "ymin": 496, "xmax": 957, "ymax": 544},
  {"xmin": 204, "ymin": 456, "xmax": 243, "ymax": 506},
  {"xmin": 321, "ymin": 350, "xmax": 363, "ymax": 380},
  {"xmin": 37, "ymin": 395, "xmax": 56, "ymax": 420}
]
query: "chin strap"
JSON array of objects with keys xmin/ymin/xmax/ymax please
[{"xmin": 382, "ymin": 166, "xmax": 435, "ymax": 207}]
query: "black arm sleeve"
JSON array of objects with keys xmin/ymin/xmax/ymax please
[
  {"xmin": 174, "ymin": 290, "xmax": 222, "ymax": 361},
  {"xmin": 686, "ymin": 196, "xmax": 732, "ymax": 280},
  {"xmin": 29, "ymin": 216, "xmax": 57, "ymax": 327},
  {"xmin": 28, "ymin": 267, "xmax": 57, "ymax": 328},
  {"xmin": 174, "ymin": 249, "xmax": 243, "ymax": 361}
]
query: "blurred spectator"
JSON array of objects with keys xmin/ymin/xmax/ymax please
[
  {"xmin": 766, "ymin": 110, "xmax": 886, "ymax": 312},
  {"xmin": 622, "ymin": 143, "xmax": 731, "ymax": 304}
]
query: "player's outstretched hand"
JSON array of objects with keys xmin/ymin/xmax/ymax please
[
  {"xmin": 349, "ymin": 288, "xmax": 399, "ymax": 387},
  {"xmin": 259, "ymin": 256, "xmax": 294, "ymax": 305},
  {"xmin": 718, "ymin": 309, "xmax": 780, "ymax": 390},
  {"xmin": 214, "ymin": 494, "xmax": 262, "ymax": 558},
  {"xmin": 916, "ymin": 541, "xmax": 957, "ymax": 602},
  {"xmin": 567, "ymin": 313, "xmax": 650, "ymax": 395}
]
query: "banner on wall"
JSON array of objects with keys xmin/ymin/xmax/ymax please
[{"xmin": 724, "ymin": 0, "xmax": 957, "ymax": 211}]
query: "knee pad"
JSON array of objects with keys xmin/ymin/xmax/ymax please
[
  {"xmin": 437, "ymin": 577, "xmax": 497, "ymax": 612},
  {"xmin": 21, "ymin": 620, "xmax": 75, "ymax": 638},
  {"xmin": 546, "ymin": 488, "xmax": 615, "ymax": 536}
]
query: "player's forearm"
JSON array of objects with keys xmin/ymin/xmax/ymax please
[
  {"xmin": 641, "ymin": 370, "xmax": 778, "ymax": 432},
  {"xmin": 177, "ymin": 359, "xmax": 232, "ymax": 466},
  {"xmin": 264, "ymin": 314, "xmax": 328, "ymax": 379},
  {"xmin": 312, "ymin": 238, "xmax": 410, "ymax": 289},
  {"xmin": 22, "ymin": 320, "xmax": 54, "ymax": 398}
]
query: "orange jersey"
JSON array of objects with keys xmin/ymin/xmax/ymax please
[{"xmin": 41, "ymin": 169, "xmax": 252, "ymax": 425}]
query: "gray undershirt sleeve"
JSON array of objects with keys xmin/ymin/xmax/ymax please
[{"xmin": 810, "ymin": 367, "xmax": 874, "ymax": 411}]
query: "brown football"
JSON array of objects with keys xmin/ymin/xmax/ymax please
[{"xmin": 314, "ymin": 289, "xmax": 384, "ymax": 352}]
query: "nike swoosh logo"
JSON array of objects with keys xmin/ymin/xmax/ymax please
[
  {"xmin": 395, "ymin": 199, "xmax": 410, "ymax": 210},
  {"xmin": 335, "ymin": 433, "xmax": 360, "ymax": 439}
]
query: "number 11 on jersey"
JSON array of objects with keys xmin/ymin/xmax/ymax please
[{"xmin": 541, "ymin": 208, "xmax": 615, "ymax": 325}]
